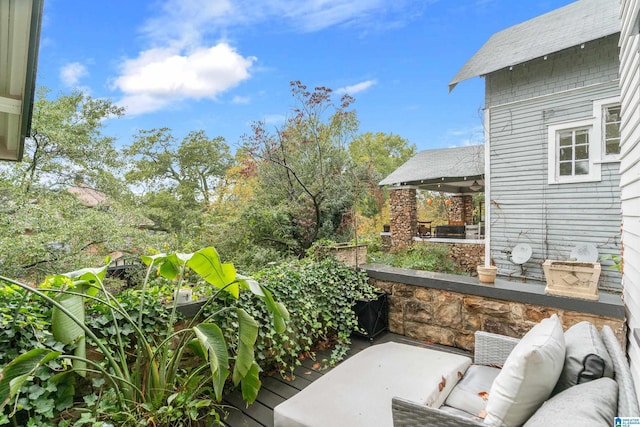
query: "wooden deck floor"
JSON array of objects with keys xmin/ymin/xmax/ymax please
[{"xmin": 221, "ymin": 333, "xmax": 470, "ymax": 427}]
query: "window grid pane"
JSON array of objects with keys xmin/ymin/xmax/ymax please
[
  {"xmin": 604, "ymin": 105, "xmax": 621, "ymax": 155},
  {"xmin": 557, "ymin": 127, "xmax": 590, "ymax": 177}
]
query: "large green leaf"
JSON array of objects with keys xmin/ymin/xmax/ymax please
[
  {"xmin": 237, "ymin": 276, "xmax": 264, "ymax": 297},
  {"xmin": 0, "ymin": 348, "xmax": 60, "ymax": 409},
  {"xmin": 141, "ymin": 253, "xmax": 190, "ymax": 280},
  {"xmin": 232, "ymin": 309, "xmax": 259, "ymax": 386},
  {"xmin": 193, "ymin": 323, "xmax": 229, "ymax": 401},
  {"xmin": 51, "ymin": 293, "xmax": 87, "ymax": 376},
  {"xmin": 60, "ymin": 265, "xmax": 108, "ymax": 297},
  {"xmin": 187, "ymin": 247, "xmax": 238, "ymax": 297},
  {"xmin": 240, "ymin": 362, "xmax": 261, "ymax": 405},
  {"xmin": 260, "ymin": 286, "xmax": 290, "ymax": 333}
]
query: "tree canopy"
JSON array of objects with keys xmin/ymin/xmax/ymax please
[{"xmin": 0, "ymin": 83, "xmax": 419, "ymax": 278}]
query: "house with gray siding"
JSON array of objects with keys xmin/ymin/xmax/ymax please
[
  {"xmin": 451, "ymin": 0, "xmax": 623, "ymax": 290},
  {"xmin": 619, "ymin": 0, "xmax": 640, "ymax": 404}
]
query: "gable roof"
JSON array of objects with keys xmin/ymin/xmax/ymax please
[
  {"xmin": 449, "ymin": 0, "xmax": 619, "ymax": 91},
  {"xmin": 378, "ymin": 145, "xmax": 484, "ymax": 193}
]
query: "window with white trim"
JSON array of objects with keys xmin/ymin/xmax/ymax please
[
  {"xmin": 548, "ymin": 119, "xmax": 600, "ymax": 184},
  {"xmin": 558, "ymin": 127, "xmax": 590, "ymax": 177},
  {"xmin": 603, "ymin": 104, "xmax": 621, "ymax": 156},
  {"xmin": 593, "ymin": 97, "xmax": 621, "ymax": 161},
  {"xmin": 548, "ymin": 97, "xmax": 620, "ymax": 184}
]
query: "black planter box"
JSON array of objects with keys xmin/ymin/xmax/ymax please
[
  {"xmin": 175, "ymin": 300, "xmax": 206, "ymax": 318},
  {"xmin": 352, "ymin": 292, "xmax": 388, "ymax": 341}
]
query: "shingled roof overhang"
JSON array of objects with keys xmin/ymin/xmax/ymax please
[
  {"xmin": 379, "ymin": 145, "xmax": 484, "ymax": 194},
  {"xmin": 449, "ymin": 0, "xmax": 619, "ymax": 91}
]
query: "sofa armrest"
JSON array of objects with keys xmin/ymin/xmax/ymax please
[
  {"xmin": 392, "ymin": 397, "xmax": 485, "ymax": 427},
  {"xmin": 473, "ymin": 331, "xmax": 520, "ymax": 367},
  {"xmin": 601, "ymin": 326, "xmax": 640, "ymax": 417}
]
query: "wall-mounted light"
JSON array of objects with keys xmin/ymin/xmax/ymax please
[
  {"xmin": 0, "ymin": 0, "xmax": 44, "ymax": 161},
  {"xmin": 470, "ymin": 180, "xmax": 482, "ymax": 192}
]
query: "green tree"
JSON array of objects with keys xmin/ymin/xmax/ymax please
[
  {"xmin": 15, "ymin": 87, "xmax": 124, "ymax": 195},
  {"xmin": 241, "ymin": 81, "xmax": 359, "ymax": 256},
  {"xmin": 0, "ymin": 88, "xmax": 157, "ymax": 282},
  {"xmin": 349, "ymin": 132, "xmax": 416, "ymax": 218},
  {"xmin": 124, "ymin": 128, "xmax": 232, "ymax": 238},
  {"xmin": 0, "ymin": 177, "xmax": 159, "ymax": 283}
]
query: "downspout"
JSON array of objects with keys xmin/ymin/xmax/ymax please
[{"xmin": 484, "ymin": 107, "xmax": 491, "ymax": 267}]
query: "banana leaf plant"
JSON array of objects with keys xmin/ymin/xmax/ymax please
[{"xmin": 0, "ymin": 246, "xmax": 289, "ymax": 416}]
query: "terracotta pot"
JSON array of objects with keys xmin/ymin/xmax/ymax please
[{"xmin": 477, "ymin": 265, "xmax": 497, "ymax": 284}]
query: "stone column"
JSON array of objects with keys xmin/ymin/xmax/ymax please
[
  {"xmin": 389, "ymin": 187, "xmax": 417, "ymax": 249},
  {"xmin": 448, "ymin": 194, "xmax": 473, "ymax": 225}
]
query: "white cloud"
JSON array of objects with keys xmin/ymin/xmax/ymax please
[
  {"xmin": 263, "ymin": 114, "xmax": 286, "ymax": 125},
  {"xmin": 60, "ymin": 62, "xmax": 88, "ymax": 87},
  {"xmin": 113, "ymin": 44, "xmax": 256, "ymax": 115},
  {"xmin": 112, "ymin": 0, "xmax": 417, "ymax": 115},
  {"xmin": 336, "ymin": 80, "xmax": 377, "ymax": 95},
  {"xmin": 141, "ymin": 0, "xmax": 232, "ymax": 48},
  {"xmin": 231, "ymin": 95, "xmax": 251, "ymax": 104},
  {"xmin": 141, "ymin": 0, "xmax": 417, "ymax": 41}
]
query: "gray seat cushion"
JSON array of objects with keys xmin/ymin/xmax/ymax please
[
  {"xmin": 524, "ymin": 377, "xmax": 618, "ymax": 427},
  {"xmin": 554, "ymin": 321, "xmax": 613, "ymax": 394}
]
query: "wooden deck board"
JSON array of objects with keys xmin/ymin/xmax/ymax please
[
  {"xmin": 260, "ymin": 376, "xmax": 300, "ymax": 399},
  {"xmin": 224, "ymin": 391, "xmax": 274, "ymax": 427}
]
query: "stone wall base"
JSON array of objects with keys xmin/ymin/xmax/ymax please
[{"xmin": 371, "ymin": 279, "xmax": 626, "ymax": 351}]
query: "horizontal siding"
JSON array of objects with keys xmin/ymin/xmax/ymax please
[
  {"xmin": 620, "ymin": 0, "xmax": 640, "ymax": 402},
  {"xmin": 488, "ymin": 73, "xmax": 621, "ymax": 288}
]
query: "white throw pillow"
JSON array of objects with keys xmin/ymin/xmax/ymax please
[{"xmin": 484, "ymin": 314, "xmax": 566, "ymax": 427}]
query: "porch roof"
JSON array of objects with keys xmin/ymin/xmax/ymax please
[
  {"xmin": 378, "ymin": 145, "xmax": 484, "ymax": 193},
  {"xmin": 449, "ymin": 0, "xmax": 619, "ymax": 91}
]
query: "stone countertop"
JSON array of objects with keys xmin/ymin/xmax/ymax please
[{"xmin": 362, "ymin": 263, "xmax": 624, "ymax": 320}]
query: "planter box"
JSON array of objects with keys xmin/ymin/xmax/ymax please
[
  {"xmin": 175, "ymin": 299, "xmax": 206, "ymax": 318},
  {"xmin": 542, "ymin": 260, "xmax": 601, "ymax": 301},
  {"xmin": 352, "ymin": 292, "xmax": 388, "ymax": 341}
]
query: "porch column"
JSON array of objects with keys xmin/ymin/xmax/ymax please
[
  {"xmin": 448, "ymin": 194, "xmax": 473, "ymax": 224},
  {"xmin": 389, "ymin": 186, "xmax": 417, "ymax": 249}
]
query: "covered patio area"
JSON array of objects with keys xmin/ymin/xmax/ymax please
[{"xmin": 379, "ymin": 145, "xmax": 486, "ymax": 269}]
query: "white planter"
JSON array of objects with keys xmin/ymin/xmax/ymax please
[
  {"xmin": 174, "ymin": 288, "xmax": 193, "ymax": 304},
  {"xmin": 542, "ymin": 260, "xmax": 601, "ymax": 301},
  {"xmin": 477, "ymin": 265, "xmax": 497, "ymax": 284}
]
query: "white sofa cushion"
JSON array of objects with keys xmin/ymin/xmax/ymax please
[
  {"xmin": 273, "ymin": 342, "xmax": 472, "ymax": 427},
  {"xmin": 444, "ymin": 364, "xmax": 501, "ymax": 417},
  {"xmin": 484, "ymin": 314, "xmax": 565, "ymax": 426}
]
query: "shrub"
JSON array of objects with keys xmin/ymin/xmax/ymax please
[
  {"xmin": 203, "ymin": 257, "xmax": 379, "ymax": 374},
  {"xmin": 0, "ymin": 247, "xmax": 288, "ymax": 427},
  {"xmin": 369, "ymin": 242, "xmax": 463, "ymax": 273}
]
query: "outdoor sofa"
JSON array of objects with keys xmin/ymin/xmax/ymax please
[{"xmin": 273, "ymin": 315, "xmax": 639, "ymax": 426}]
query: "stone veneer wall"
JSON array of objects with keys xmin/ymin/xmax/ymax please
[
  {"xmin": 444, "ymin": 242, "xmax": 484, "ymax": 274},
  {"xmin": 447, "ymin": 194, "xmax": 473, "ymax": 225},
  {"xmin": 389, "ymin": 187, "xmax": 417, "ymax": 249},
  {"xmin": 365, "ymin": 265, "xmax": 626, "ymax": 351}
]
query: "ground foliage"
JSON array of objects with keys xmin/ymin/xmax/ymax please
[
  {"xmin": 0, "ymin": 253, "xmax": 378, "ymax": 426},
  {"xmin": 368, "ymin": 243, "xmax": 465, "ymax": 274}
]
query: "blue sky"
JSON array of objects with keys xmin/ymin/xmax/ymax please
[{"xmin": 36, "ymin": 0, "xmax": 574, "ymax": 153}]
